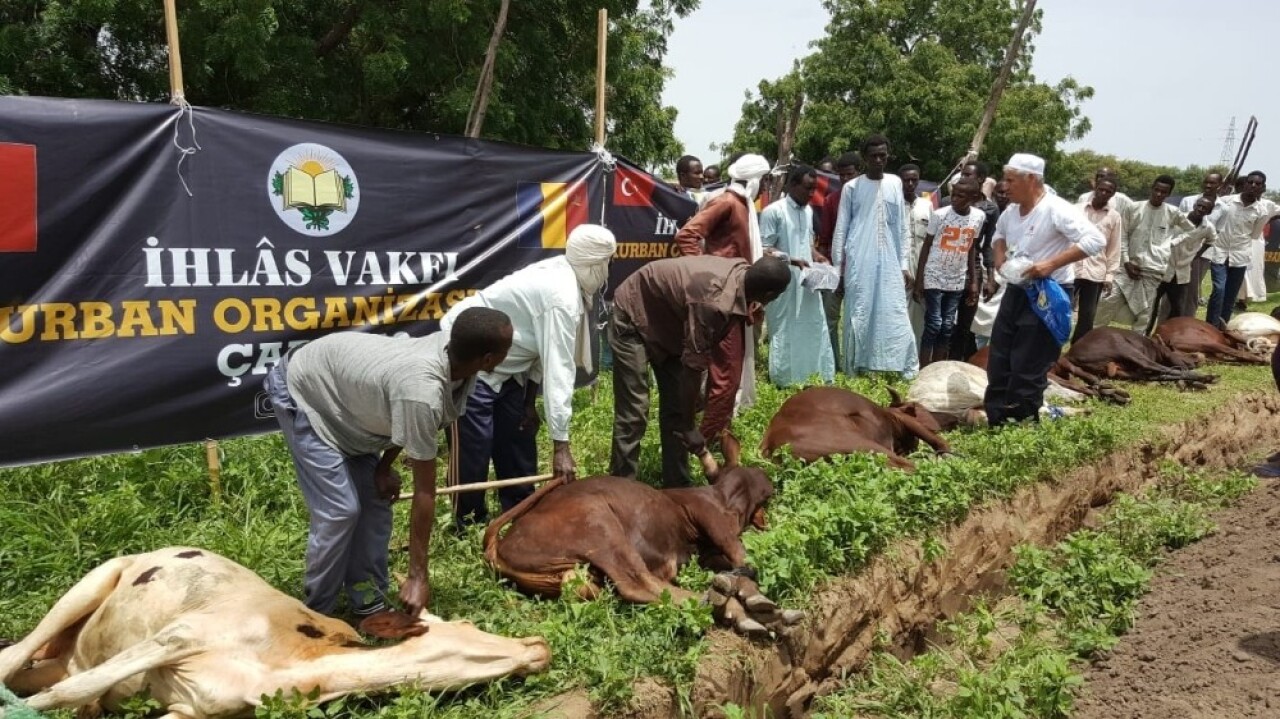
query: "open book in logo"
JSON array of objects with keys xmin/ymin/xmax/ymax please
[{"xmin": 268, "ymin": 143, "xmax": 360, "ymax": 236}]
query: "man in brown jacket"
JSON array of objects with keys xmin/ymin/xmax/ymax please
[{"xmin": 609, "ymin": 255, "xmax": 790, "ymax": 486}]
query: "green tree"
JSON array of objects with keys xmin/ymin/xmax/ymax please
[
  {"xmin": 724, "ymin": 0, "xmax": 1093, "ymax": 182},
  {"xmin": 0, "ymin": 0, "xmax": 696, "ymax": 167},
  {"xmin": 1052, "ymin": 149, "xmax": 1229, "ymax": 201}
]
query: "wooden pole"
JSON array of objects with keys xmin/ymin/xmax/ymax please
[
  {"xmin": 594, "ymin": 8, "xmax": 608, "ymax": 145},
  {"xmin": 163, "ymin": 0, "xmax": 186, "ymax": 104},
  {"xmin": 465, "ymin": 0, "xmax": 511, "ymax": 138},
  {"xmin": 204, "ymin": 439, "xmax": 221, "ymax": 505},
  {"xmin": 397, "ymin": 473, "xmax": 555, "ymax": 502},
  {"xmin": 968, "ymin": 0, "xmax": 1037, "ymax": 159}
]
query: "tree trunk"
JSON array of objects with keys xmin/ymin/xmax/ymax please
[
  {"xmin": 775, "ymin": 91, "xmax": 804, "ymax": 169},
  {"xmin": 968, "ymin": 0, "xmax": 1037, "ymax": 158},
  {"xmin": 465, "ymin": 0, "xmax": 511, "ymax": 138},
  {"xmin": 315, "ymin": 2, "xmax": 364, "ymax": 58}
]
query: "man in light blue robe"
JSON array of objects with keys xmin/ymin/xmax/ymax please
[
  {"xmin": 761, "ymin": 165, "xmax": 835, "ymax": 386},
  {"xmin": 831, "ymin": 134, "xmax": 919, "ymax": 377}
]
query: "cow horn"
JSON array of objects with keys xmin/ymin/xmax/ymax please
[{"xmin": 886, "ymin": 387, "xmax": 904, "ymax": 407}]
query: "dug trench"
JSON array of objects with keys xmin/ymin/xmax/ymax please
[{"xmin": 535, "ymin": 391, "xmax": 1280, "ymax": 719}]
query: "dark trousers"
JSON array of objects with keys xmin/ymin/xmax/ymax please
[
  {"xmin": 1186, "ymin": 256, "xmax": 1211, "ymax": 316},
  {"xmin": 452, "ymin": 379, "xmax": 537, "ymax": 528},
  {"xmin": 1071, "ymin": 279, "xmax": 1104, "ymax": 344},
  {"xmin": 822, "ymin": 289, "xmax": 843, "ymax": 372},
  {"xmin": 949, "ymin": 296, "xmax": 979, "ymax": 360},
  {"xmin": 984, "ymin": 288, "xmax": 1062, "ymax": 426},
  {"xmin": 609, "ymin": 307, "xmax": 691, "ymax": 487},
  {"xmin": 1145, "ymin": 281, "xmax": 1188, "ymax": 334},
  {"xmin": 1207, "ymin": 263, "xmax": 1248, "ymax": 327}
]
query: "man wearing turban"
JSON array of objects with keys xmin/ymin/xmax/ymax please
[{"xmin": 440, "ymin": 224, "xmax": 617, "ymax": 528}]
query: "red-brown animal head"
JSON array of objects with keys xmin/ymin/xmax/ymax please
[
  {"xmin": 1151, "ymin": 336, "xmax": 1203, "ymax": 369},
  {"xmin": 699, "ymin": 431, "xmax": 773, "ymax": 530},
  {"xmin": 886, "ymin": 387, "xmax": 945, "ymax": 433}
]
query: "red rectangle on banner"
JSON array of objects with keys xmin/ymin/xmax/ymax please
[{"xmin": 0, "ymin": 143, "xmax": 37, "ymax": 252}]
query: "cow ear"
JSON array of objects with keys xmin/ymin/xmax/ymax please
[
  {"xmin": 886, "ymin": 387, "xmax": 904, "ymax": 407},
  {"xmin": 721, "ymin": 431, "xmax": 741, "ymax": 468}
]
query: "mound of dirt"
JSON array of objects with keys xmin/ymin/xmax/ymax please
[{"xmin": 1073, "ymin": 478, "xmax": 1280, "ymax": 718}]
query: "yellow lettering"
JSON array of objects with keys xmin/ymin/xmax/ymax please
[
  {"xmin": 419, "ymin": 293, "xmax": 444, "ymax": 321},
  {"xmin": 250, "ymin": 297, "xmax": 284, "ymax": 332},
  {"xmin": 117, "ymin": 301, "xmax": 159, "ymax": 337},
  {"xmin": 214, "ymin": 298, "xmax": 251, "ymax": 333},
  {"xmin": 322, "ymin": 297, "xmax": 350, "ymax": 329},
  {"xmin": 350, "ymin": 295, "xmax": 383, "ymax": 326},
  {"xmin": 79, "ymin": 302, "xmax": 116, "ymax": 339},
  {"xmin": 0, "ymin": 305, "xmax": 37, "ymax": 344},
  {"xmin": 157, "ymin": 299, "xmax": 196, "ymax": 336},
  {"xmin": 39, "ymin": 303, "xmax": 79, "ymax": 340},
  {"xmin": 285, "ymin": 297, "xmax": 319, "ymax": 331}
]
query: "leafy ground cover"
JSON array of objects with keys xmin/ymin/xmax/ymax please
[
  {"xmin": 811, "ymin": 466, "xmax": 1258, "ymax": 719},
  {"xmin": 1, "ymin": 298, "xmax": 1275, "ymax": 717}
]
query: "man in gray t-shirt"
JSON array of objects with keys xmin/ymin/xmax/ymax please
[{"xmin": 264, "ymin": 307, "xmax": 512, "ymax": 618}]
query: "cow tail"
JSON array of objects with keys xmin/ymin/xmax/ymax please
[{"xmin": 482, "ymin": 477, "xmax": 567, "ymax": 570}]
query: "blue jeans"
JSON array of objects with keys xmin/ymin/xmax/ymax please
[
  {"xmin": 922, "ymin": 289, "xmax": 963, "ymax": 355},
  {"xmin": 1206, "ymin": 263, "xmax": 1248, "ymax": 327}
]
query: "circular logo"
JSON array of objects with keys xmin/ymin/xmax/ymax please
[{"xmin": 267, "ymin": 143, "xmax": 360, "ymax": 236}]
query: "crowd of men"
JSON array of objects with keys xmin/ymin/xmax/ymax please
[{"xmin": 261, "ymin": 137, "xmax": 1278, "ymax": 621}]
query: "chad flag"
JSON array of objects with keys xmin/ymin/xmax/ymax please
[
  {"xmin": 0, "ymin": 143, "xmax": 37, "ymax": 253},
  {"xmin": 516, "ymin": 180, "xmax": 588, "ymax": 249}
]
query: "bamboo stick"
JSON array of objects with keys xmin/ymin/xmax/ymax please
[
  {"xmin": 397, "ymin": 473, "xmax": 555, "ymax": 501},
  {"xmin": 204, "ymin": 439, "xmax": 221, "ymax": 505},
  {"xmin": 163, "ymin": 0, "xmax": 186, "ymax": 103},
  {"xmin": 594, "ymin": 9, "xmax": 608, "ymax": 145}
]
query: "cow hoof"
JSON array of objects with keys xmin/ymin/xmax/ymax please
[
  {"xmin": 705, "ymin": 588, "xmax": 729, "ymax": 609},
  {"xmin": 712, "ymin": 572, "xmax": 738, "ymax": 596},
  {"xmin": 781, "ymin": 609, "xmax": 806, "ymax": 626},
  {"xmin": 735, "ymin": 617, "xmax": 772, "ymax": 640},
  {"xmin": 744, "ymin": 593, "xmax": 781, "ymax": 622}
]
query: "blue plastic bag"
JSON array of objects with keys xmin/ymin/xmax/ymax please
[{"xmin": 1024, "ymin": 278, "xmax": 1072, "ymax": 346}]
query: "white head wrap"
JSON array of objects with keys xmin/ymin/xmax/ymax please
[{"xmin": 564, "ymin": 224, "xmax": 616, "ymax": 373}]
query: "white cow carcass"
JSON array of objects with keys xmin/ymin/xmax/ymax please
[
  {"xmin": 0, "ymin": 548, "xmax": 550, "ymax": 718},
  {"xmin": 908, "ymin": 361, "xmax": 1087, "ymax": 425},
  {"xmin": 1226, "ymin": 312, "xmax": 1280, "ymax": 355}
]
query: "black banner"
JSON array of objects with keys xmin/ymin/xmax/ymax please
[{"xmin": 0, "ymin": 97, "xmax": 683, "ymax": 466}]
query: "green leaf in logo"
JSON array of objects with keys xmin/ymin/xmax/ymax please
[
  {"xmin": 271, "ymin": 171, "xmax": 284, "ymax": 197},
  {"xmin": 342, "ymin": 175, "xmax": 354, "ymax": 199},
  {"xmin": 300, "ymin": 206, "xmax": 333, "ymax": 231}
]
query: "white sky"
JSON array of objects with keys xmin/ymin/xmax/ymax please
[{"xmin": 661, "ymin": 0, "xmax": 1280, "ymax": 180}]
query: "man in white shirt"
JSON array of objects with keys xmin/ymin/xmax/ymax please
[
  {"xmin": 1147, "ymin": 196, "xmax": 1217, "ymax": 333},
  {"xmin": 986, "ymin": 153, "xmax": 1105, "ymax": 426},
  {"xmin": 1095, "ymin": 175, "xmax": 1195, "ymax": 332},
  {"xmin": 1072, "ymin": 177, "xmax": 1123, "ymax": 343},
  {"xmin": 439, "ymin": 225, "xmax": 616, "ymax": 528},
  {"xmin": 1077, "ymin": 166, "xmax": 1135, "ymax": 214},
  {"xmin": 1178, "ymin": 172, "xmax": 1226, "ymax": 316},
  {"xmin": 900, "ymin": 163, "xmax": 934, "ymax": 344},
  {"xmin": 1206, "ymin": 171, "xmax": 1280, "ymax": 328}
]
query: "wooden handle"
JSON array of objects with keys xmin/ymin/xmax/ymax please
[{"xmin": 397, "ymin": 473, "xmax": 555, "ymax": 501}]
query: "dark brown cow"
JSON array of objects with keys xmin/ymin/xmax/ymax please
[
  {"xmin": 1058, "ymin": 327, "xmax": 1216, "ymax": 387},
  {"xmin": 758, "ymin": 387, "xmax": 950, "ymax": 470},
  {"xmin": 484, "ymin": 435, "xmax": 770, "ymax": 605},
  {"xmin": 967, "ymin": 346, "xmax": 1131, "ymax": 405},
  {"xmin": 1153, "ymin": 316, "xmax": 1269, "ymax": 364}
]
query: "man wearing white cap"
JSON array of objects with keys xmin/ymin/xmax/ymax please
[
  {"xmin": 986, "ymin": 153, "xmax": 1105, "ymax": 426},
  {"xmin": 674, "ymin": 153, "xmax": 770, "ymax": 440},
  {"xmin": 439, "ymin": 224, "xmax": 617, "ymax": 528}
]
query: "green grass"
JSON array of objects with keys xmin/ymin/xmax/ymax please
[
  {"xmin": 812, "ymin": 467, "xmax": 1258, "ymax": 719},
  {"xmin": 2, "ymin": 293, "xmax": 1277, "ymax": 717}
]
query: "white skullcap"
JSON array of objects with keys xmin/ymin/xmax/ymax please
[
  {"xmin": 728, "ymin": 154, "xmax": 771, "ymax": 181},
  {"xmin": 565, "ymin": 224, "xmax": 616, "ymax": 267},
  {"xmin": 1006, "ymin": 153, "xmax": 1045, "ymax": 177}
]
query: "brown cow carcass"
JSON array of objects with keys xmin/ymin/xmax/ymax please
[
  {"xmin": 968, "ymin": 345, "xmax": 1131, "ymax": 404},
  {"xmin": 0, "ymin": 548, "xmax": 549, "ymax": 718},
  {"xmin": 759, "ymin": 387, "xmax": 950, "ymax": 469},
  {"xmin": 1153, "ymin": 316, "xmax": 1269, "ymax": 364},
  {"xmin": 484, "ymin": 436, "xmax": 797, "ymax": 636},
  {"xmin": 1057, "ymin": 327, "xmax": 1217, "ymax": 388}
]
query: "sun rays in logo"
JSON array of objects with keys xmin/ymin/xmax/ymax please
[{"xmin": 270, "ymin": 146, "xmax": 356, "ymax": 233}]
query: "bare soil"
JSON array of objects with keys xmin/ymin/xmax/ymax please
[{"xmin": 1074, "ymin": 476, "xmax": 1280, "ymax": 719}]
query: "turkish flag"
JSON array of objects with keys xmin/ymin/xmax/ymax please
[
  {"xmin": 612, "ymin": 164, "xmax": 655, "ymax": 207},
  {"xmin": 0, "ymin": 143, "xmax": 37, "ymax": 252}
]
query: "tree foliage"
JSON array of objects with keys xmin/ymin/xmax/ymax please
[
  {"xmin": 0, "ymin": 0, "xmax": 696, "ymax": 166},
  {"xmin": 724, "ymin": 0, "xmax": 1093, "ymax": 181},
  {"xmin": 1052, "ymin": 149, "xmax": 1229, "ymax": 202}
]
